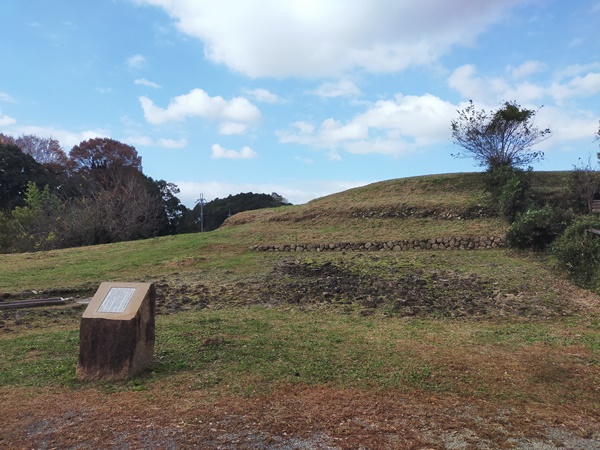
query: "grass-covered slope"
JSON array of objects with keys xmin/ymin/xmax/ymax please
[{"xmin": 225, "ymin": 173, "xmax": 506, "ymax": 244}]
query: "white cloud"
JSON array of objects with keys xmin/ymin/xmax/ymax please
[
  {"xmin": 127, "ymin": 54, "xmax": 146, "ymax": 69},
  {"xmin": 123, "ymin": 136, "xmax": 187, "ymax": 149},
  {"xmin": 556, "ymin": 63, "xmax": 600, "ymax": 80},
  {"xmin": 546, "ymin": 74, "xmax": 600, "ymax": 102},
  {"xmin": 320, "ymin": 118, "xmax": 369, "ymax": 144},
  {"xmin": 277, "ymin": 92, "xmax": 456, "ymax": 156},
  {"xmin": 158, "ymin": 138, "xmax": 187, "ymax": 148},
  {"xmin": 567, "ymin": 73, "xmax": 600, "ymax": 96},
  {"xmin": 126, "ymin": 136, "xmax": 154, "ymax": 146},
  {"xmin": 125, "ymin": 136, "xmax": 188, "ymax": 149},
  {"xmin": 507, "ymin": 60, "xmax": 545, "ymax": 79},
  {"xmin": 175, "ymin": 179, "xmax": 370, "ymax": 206},
  {"xmin": 0, "ymin": 92, "xmax": 16, "ymax": 103},
  {"xmin": 139, "ymin": 88, "xmax": 261, "ymax": 129},
  {"xmin": 218, "ymin": 122, "xmax": 248, "ymax": 135},
  {"xmin": 135, "ymin": 0, "xmax": 521, "ymax": 77},
  {"xmin": 278, "ymin": 119, "xmax": 366, "ymax": 149},
  {"xmin": 135, "ymin": 78, "xmax": 162, "ymax": 89},
  {"xmin": 444, "ymin": 65, "xmax": 599, "ymax": 153},
  {"xmin": 449, "ymin": 63, "xmax": 600, "ymax": 104},
  {"xmin": 345, "ymin": 139, "xmax": 413, "ymax": 156},
  {"xmin": 355, "ymin": 93, "xmax": 456, "ymax": 144},
  {"xmin": 244, "ymin": 88, "xmax": 280, "ymax": 103},
  {"xmin": 0, "ymin": 110, "xmax": 16, "ymax": 126},
  {"xmin": 211, "ymin": 143, "xmax": 257, "ymax": 159},
  {"xmin": 535, "ymin": 106, "xmax": 599, "ymax": 148},
  {"xmin": 313, "ymin": 79, "xmax": 361, "ymax": 98},
  {"xmin": 448, "ymin": 64, "xmax": 506, "ymax": 102},
  {"xmin": 292, "ymin": 121, "xmax": 315, "ymax": 135},
  {"xmin": 96, "ymin": 87, "xmax": 113, "ymax": 94}
]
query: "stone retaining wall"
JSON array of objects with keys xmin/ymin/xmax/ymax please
[{"xmin": 253, "ymin": 236, "xmax": 506, "ymax": 252}]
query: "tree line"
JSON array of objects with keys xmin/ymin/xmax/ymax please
[{"xmin": 0, "ymin": 134, "xmax": 289, "ymax": 253}]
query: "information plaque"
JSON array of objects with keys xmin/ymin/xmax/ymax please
[{"xmin": 97, "ymin": 287, "xmax": 136, "ymax": 313}]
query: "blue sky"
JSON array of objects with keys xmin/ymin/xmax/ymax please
[{"xmin": 1, "ymin": 0, "xmax": 599, "ymax": 206}]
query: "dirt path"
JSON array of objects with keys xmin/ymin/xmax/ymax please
[{"xmin": 2, "ymin": 385, "xmax": 599, "ymax": 449}]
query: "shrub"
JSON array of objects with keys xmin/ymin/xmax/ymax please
[
  {"xmin": 552, "ymin": 218, "xmax": 600, "ymax": 290},
  {"xmin": 484, "ymin": 166, "xmax": 532, "ymax": 222},
  {"xmin": 507, "ymin": 207, "xmax": 573, "ymax": 250}
]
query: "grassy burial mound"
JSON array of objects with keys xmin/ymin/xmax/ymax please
[
  {"xmin": 1, "ymin": 172, "xmax": 599, "ymax": 448},
  {"xmin": 225, "ymin": 173, "xmax": 508, "ymax": 245}
]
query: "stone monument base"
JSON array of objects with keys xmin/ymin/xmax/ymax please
[{"xmin": 77, "ymin": 282, "xmax": 155, "ymax": 381}]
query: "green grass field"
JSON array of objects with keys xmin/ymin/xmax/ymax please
[{"xmin": 1, "ymin": 172, "xmax": 599, "ymax": 448}]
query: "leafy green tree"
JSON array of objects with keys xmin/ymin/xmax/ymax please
[
  {"xmin": 451, "ymin": 100, "xmax": 551, "ymax": 170},
  {"xmin": 145, "ymin": 178, "xmax": 188, "ymax": 235},
  {"xmin": 0, "ymin": 142, "xmax": 53, "ymax": 211},
  {"xmin": 10, "ymin": 182, "xmax": 63, "ymax": 252},
  {"xmin": 0, "ymin": 211, "xmax": 15, "ymax": 252}
]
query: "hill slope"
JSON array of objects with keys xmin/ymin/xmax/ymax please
[
  {"xmin": 0, "ymin": 171, "xmax": 579, "ymax": 305},
  {"xmin": 225, "ymin": 172, "xmax": 508, "ymax": 244}
]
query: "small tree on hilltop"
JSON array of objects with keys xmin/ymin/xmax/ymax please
[{"xmin": 451, "ymin": 100, "xmax": 551, "ymax": 170}]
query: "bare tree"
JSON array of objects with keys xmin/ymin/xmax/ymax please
[
  {"xmin": 15, "ymin": 135, "xmax": 68, "ymax": 167},
  {"xmin": 60, "ymin": 170, "xmax": 163, "ymax": 246}
]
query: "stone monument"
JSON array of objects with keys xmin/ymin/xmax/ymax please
[{"xmin": 77, "ymin": 282, "xmax": 155, "ymax": 381}]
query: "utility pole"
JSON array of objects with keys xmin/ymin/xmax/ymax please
[{"xmin": 196, "ymin": 193, "xmax": 206, "ymax": 232}]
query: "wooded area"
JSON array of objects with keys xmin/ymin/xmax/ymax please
[{"xmin": 0, "ymin": 134, "xmax": 289, "ymax": 253}]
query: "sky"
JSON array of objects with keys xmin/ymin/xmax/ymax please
[{"xmin": 1, "ymin": 0, "xmax": 599, "ymax": 206}]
